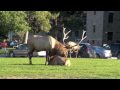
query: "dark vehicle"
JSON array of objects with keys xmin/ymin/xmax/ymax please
[
  {"xmin": 9, "ymin": 44, "xmax": 46, "ymax": 57},
  {"xmin": 103, "ymin": 43, "xmax": 120, "ymax": 59},
  {"xmin": 9, "ymin": 44, "xmax": 29, "ymax": 57},
  {"xmin": 78, "ymin": 43, "xmax": 96, "ymax": 58},
  {"xmin": 70, "ymin": 43, "xmax": 96, "ymax": 58}
]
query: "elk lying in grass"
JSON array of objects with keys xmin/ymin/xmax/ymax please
[{"xmin": 48, "ymin": 55, "xmax": 71, "ymax": 66}]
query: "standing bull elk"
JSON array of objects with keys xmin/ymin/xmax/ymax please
[{"xmin": 27, "ymin": 35, "xmax": 69, "ymax": 65}]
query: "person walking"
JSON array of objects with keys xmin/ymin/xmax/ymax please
[{"xmin": 1, "ymin": 39, "xmax": 7, "ymax": 57}]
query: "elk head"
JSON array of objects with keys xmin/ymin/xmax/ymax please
[{"xmin": 65, "ymin": 30, "xmax": 87, "ymax": 52}]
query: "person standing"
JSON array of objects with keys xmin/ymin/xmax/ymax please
[{"xmin": 1, "ymin": 39, "xmax": 7, "ymax": 57}]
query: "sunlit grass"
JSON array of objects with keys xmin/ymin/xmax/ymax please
[{"xmin": 0, "ymin": 57, "xmax": 120, "ymax": 79}]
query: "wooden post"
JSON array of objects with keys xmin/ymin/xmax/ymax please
[{"xmin": 24, "ymin": 31, "xmax": 29, "ymax": 44}]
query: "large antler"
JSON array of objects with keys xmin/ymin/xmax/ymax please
[
  {"xmin": 78, "ymin": 30, "xmax": 87, "ymax": 44},
  {"xmin": 62, "ymin": 27, "xmax": 71, "ymax": 44}
]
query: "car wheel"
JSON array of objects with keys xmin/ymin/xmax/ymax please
[
  {"xmin": 96, "ymin": 54, "xmax": 100, "ymax": 58},
  {"xmin": 117, "ymin": 53, "xmax": 120, "ymax": 59},
  {"xmin": 9, "ymin": 52, "xmax": 15, "ymax": 57}
]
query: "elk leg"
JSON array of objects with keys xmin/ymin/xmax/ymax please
[
  {"xmin": 28, "ymin": 52, "xmax": 32, "ymax": 64},
  {"xmin": 69, "ymin": 50, "xmax": 72, "ymax": 58},
  {"xmin": 75, "ymin": 51, "xmax": 78, "ymax": 58},
  {"xmin": 28, "ymin": 49, "xmax": 34, "ymax": 65},
  {"xmin": 45, "ymin": 54, "xmax": 47, "ymax": 65},
  {"xmin": 45, "ymin": 51, "xmax": 49, "ymax": 65}
]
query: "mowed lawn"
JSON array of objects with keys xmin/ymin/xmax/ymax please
[{"xmin": 0, "ymin": 57, "xmax": 120, "ymax": 79}]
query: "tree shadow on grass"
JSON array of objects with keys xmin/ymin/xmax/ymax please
[{"xmin": 10, "ymin": 64, "xmax": 46, "ymax": 65}]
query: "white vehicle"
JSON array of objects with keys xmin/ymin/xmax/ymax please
[{"xmin": 37, "ymin": 51, "xmax": 46, "ymax": 57}]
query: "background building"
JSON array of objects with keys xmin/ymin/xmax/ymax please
[{"xmin": 86, "ymin": 11, "xmax": 120, "ymax": 46}]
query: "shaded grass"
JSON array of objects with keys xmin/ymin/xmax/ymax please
[{"xmin": 0, "ymin": 57, "xmax": 120, "ymax": 79}]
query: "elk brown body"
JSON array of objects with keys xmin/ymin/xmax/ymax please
[{"xmin": 48, "ymin": 55, "xmax": 71, "ymax": 66}]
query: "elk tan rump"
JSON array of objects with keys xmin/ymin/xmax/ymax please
[{"xmin": 27, "ymin": 35, "xmax": 58, "ymax": 51}]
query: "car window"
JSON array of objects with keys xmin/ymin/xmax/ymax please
[
  {"xmin": 88, "ymin": 45, "xmax": 92, "ymax": 49},
  {"xmin": 103, "ymin": 44, "xmax": 111, "ymax": 50},
  {"xmin": 93, "ymin": 46, "xmax": 104, "ymax": 51},
  {"xmin": 99, "ymin": 47, "xmax": 105, "ymax": 51},
  {"xmin": 17, "ymin": 46, "xmax": 21, "ymax": 50},
  {"xmin": 17, "ymin": 44, "xmax": 28, "ymax": 50}
]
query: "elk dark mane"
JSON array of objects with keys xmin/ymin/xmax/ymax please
[{"xmin": 50, "ymin": 42, "xmax": 68, "ymax": 58}]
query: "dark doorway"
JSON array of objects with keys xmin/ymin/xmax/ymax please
[
  {"xmin": 108, "ymin": 13, "xmax": 114, "ymax": 23},
  {"xmin": 107, "ymin": 32, "xmax": 113, "ymax": 41}
]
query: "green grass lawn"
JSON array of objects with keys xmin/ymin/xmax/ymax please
[{"xmin": 0, "ymin": 57, "xmax": 120, "ymax": 79}]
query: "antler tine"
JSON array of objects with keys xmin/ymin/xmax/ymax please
[
  {"xmin": 66, "ymin": 30, "xmax": 71, "ymax": 36},
  {"xmin": 63, "ymin": 28, "xmax": 71, "ymax": 37},
  {"xmin": 63, "ymin": 27, "xmax": 71, "ymax": 44},
  {"xmin": 63, "ymin": 27, "xmax": 66, "ymax": 34},
  {"xmin": 78, "ymin": 30, "xmax": 87, "ymax": 44},
  {"xmin": 78, "ymin": 36, "xmax": 87, "ymax": 44}
]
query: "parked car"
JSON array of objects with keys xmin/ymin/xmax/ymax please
[
  {"xmin": 9, "ymin": 44, "xmax": 46, "ymax": 57},
  {"xmin": 70, "ymin": 43, "xmax": 96, "ymax": 58},
  {"xmin": 92, "ymin": 46, "xmax": 112, "ymax": 58},
  {"xmin": 103, "ymin": 43, "xmax": 120, "ymax": 59}
]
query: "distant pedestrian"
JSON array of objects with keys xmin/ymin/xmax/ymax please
[{"xmin": 1, "ymin": 39, "xmax": 7, "ymax": 57}]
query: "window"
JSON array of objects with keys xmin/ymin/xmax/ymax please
[
  {"xmin": 92, "ymin": 40, "xmax": 95, "ymax": 44},
  {"xmin": 93, "ymin": 11, "xmax": 96, "ymax": 15},
  {"xmin": 108, "ymin": 13, "xmax": 114, "ymax": 23},
  {"xmin": 107, "ymin": 32, "xmax": 113, "ymax": 41},
  {"xmin": 75, "ymin": 31, "xmax": 79, "ymax": 37},
  {"xmin": 93, "ymin": 25, "xmax": 96, "ymax": 33}
]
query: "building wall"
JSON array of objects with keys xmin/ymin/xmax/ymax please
[
  {"xmin": 103, "ymin": 11, "xmax": 120, "ymax": 43},
  {"xmin": 86, "ymin": 11, "xmax": 104, "ymax": 45},
  {"xmin": 86, "ymin": 11, "xmax": 120, "ymax": 45}
]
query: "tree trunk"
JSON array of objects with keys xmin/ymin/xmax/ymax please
[{"xmin": 55, "ymin": 19, "xmax": 58, "ymax": 40}]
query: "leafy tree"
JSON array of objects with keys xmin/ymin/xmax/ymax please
[
  {"xmin": 0, "ymin": 11, "xmax": 85, "ymax": 42},
  {"xmin": 59, "ymin": 11, "xmax": 84, "ymax": 30},
  {"xmin": 50, "ymin": 11, "xmax": 85, "ymax": 41},
  {"xmin": 50, "ymin": 11, "xmax": 60, "ymax": 39},
  {"xmin": 0, "ymin": 11, "xmax": 31, "ymax": 40},
  {"xmin": 26, "ymin": 11, "xmax": 52, "ymax": 34}
]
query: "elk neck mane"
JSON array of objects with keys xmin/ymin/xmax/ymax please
[{"xmin": 54, "ymin": 41, "xmax": 65, "ymax": 50}]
